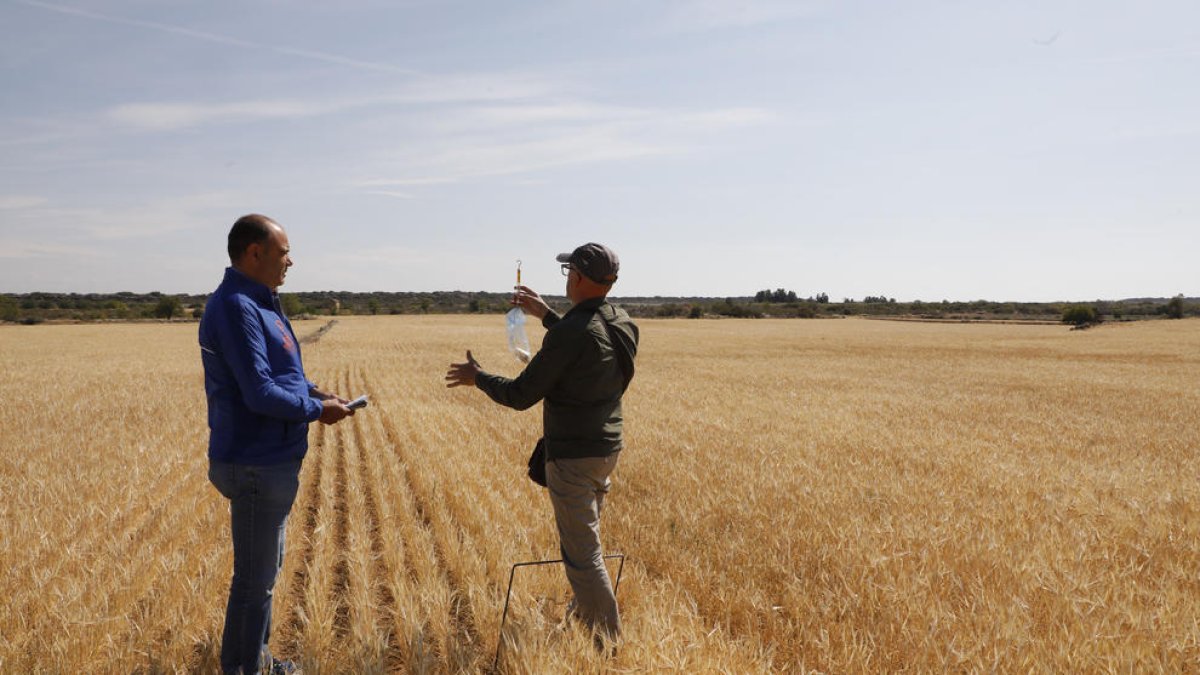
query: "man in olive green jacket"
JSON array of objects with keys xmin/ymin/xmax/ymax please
[{"xmin": 445, "ymin": 243, "xmax": 638, "ymax": 645}]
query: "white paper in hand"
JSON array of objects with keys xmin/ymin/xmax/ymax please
[{"xmin": 505, "ymin": 307, "xmax": 531, "ymax": 363}]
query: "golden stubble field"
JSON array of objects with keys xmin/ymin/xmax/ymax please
[{"xmin": 1, "ymin": 315, "xmax": 1198, "ymax": 673}]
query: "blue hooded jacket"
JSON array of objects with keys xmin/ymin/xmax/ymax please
[{"xmin": 199, "ymin": 267, "xmax": 323, "ymax": 464}]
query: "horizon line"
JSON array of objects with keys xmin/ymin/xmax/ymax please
[{"xmin": 1, "ymin": 290, "xmax": 1192, "ymax": 305}]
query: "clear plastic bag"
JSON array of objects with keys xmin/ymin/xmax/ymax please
[{"xmin": 506, "ymin": 307, "xmax": 531, "ymax": 363}]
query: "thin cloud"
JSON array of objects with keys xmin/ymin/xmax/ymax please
[
  {"xmin": 360, "ymin": 176, "xmax": 457, "ymax": 188},
  {"xmin": 78, "ymin": 192, "xmax": 238, "ymax": 240},
  {"xmin": 14, "ymin": 0, "xmax": 420, "ymax": 76},
  {"xmin": 0, "ymin": 195, "xmax": 49, "ymax": 210},
  {"xmin": 105, "ymin": 73, "xmax": 562, "ymax": 132},
  {"xmin": 358, "ymin": 105, "xmax": 773, "ymax": 187},
  {"xmin": 0, "ymin": 239, "xmax": 103, "ymax": 260},
  {"xmin": 674, "ymin": 107, "xmax": 777, "ymax": 129},
  {"xmin": 360, "ymin": 129, "xmax": 670, "ymax": 188},
  {"xmin": 305, "ymin": 245, "xmax": 507, "ymax": 293},
  {"xmin": 398, "ymin": 72, "xmax": 564, "ymax": 104},
  {"xmin": 108, "ymin": 99, "xmax": 348, "ymax": 132},
  {"xmin": 364, "ymin": 190, "xmax": 418, "ymax": 200},
  {"xmin": 426, "ymin": 102, "xmax": 774, "ymax": 135},
  {"xmin": 1080, "ymin": 43, "xmax": 1200, "ymax": 66},
  {"xmin": 322, "ymin": 245, "xmax": 433, "ymax": 266},
  {"xmin": 659, "ymin": 0, "xmax": 824, "ymax": 33},
  {"xmin": 0, "ymin": 125, "xmax": 80, "ymax": 148},
  {"xmin": 448, "ymin": 103, "xmax": 650, "ymax": 127},
  {"xmin": 2, "ymin": 192, "xmax": 243, "ymax": 243}
]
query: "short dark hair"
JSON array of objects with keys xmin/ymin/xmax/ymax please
[{"xmin": 227, "ymin": 214, "xmax": 276, "ymax": 263}]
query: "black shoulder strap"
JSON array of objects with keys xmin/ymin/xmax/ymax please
[{"xmin": 596, "ymin": 305, "xmax": 635, "ymax": 393}]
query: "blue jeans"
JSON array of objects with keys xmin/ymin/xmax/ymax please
[{"xmin": 208, "ymin": 459, "xmax": 302, "ymax": 675}]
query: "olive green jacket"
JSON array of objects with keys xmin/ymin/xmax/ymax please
[{"xmin": 475, "ymin": 297, "xmax": 639, "ymax": 459}]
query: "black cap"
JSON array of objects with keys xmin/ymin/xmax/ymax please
[{"xmin": 556, "ymin": 242, "xmax": 619, "ymax": 285}]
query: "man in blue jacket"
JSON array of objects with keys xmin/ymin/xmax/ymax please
[{"xmin": 200, "ymin": 214, "xmax": 354, "ymax": 675}]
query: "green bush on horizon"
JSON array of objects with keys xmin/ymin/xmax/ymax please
[{"xmin": 1062, "ymin": 305, "xmax": 1098, "ymax": 326}]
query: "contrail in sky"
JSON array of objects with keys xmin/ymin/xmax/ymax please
[{"xmin": 13, "ymin": 0, "xmax": 422, "ymax": 76}]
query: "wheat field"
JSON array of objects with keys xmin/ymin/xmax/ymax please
[{"xmin": 0, "ymin": 315, "xmax": 1197, "ymax": 673}]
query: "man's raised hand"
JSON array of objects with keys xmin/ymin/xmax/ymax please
[{"xmin": 512, "ymin": 285, "xmax": 550, "ymax": 320}]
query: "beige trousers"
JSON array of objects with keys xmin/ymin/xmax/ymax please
[{"xmin": 546, "ymin": 453, "xmax": 621, "ymax": 640}]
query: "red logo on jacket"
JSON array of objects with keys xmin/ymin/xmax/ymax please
[{"xmin": 275, "ymin": 319, "xmax": 296, "ymax": 353}]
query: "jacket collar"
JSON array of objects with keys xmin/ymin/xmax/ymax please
[
  {"xmin": 565, "ymin": 296, "xmax": 608, "ymax": 318},
  {"xmin": 224, "ymin": 266, "xmax": 276, "ymax": 307}
]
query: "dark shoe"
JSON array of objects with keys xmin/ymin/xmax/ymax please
[
  {"xmin": 593, "ymin": 634, "xmax": 618, "ymax": 658},
  {"xmin": 565, "ymin": 597, "xmax": 579, "ymax": 623},
  {"xmin": 266, "ymin": 659, "xmax": 300, "ymax": 675},
  {"xmin": 555, "ymin": 597, "xmax": 581, "ymax": 632}
]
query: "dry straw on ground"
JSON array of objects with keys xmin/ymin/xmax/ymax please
[{"xmin": 1, "ymin": 316, "xmax": 1197, "ymax": 672}]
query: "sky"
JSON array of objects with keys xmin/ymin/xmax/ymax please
[{"xmin": 1, "ymin": 0, "xmax": 1197, "ymax": 301}]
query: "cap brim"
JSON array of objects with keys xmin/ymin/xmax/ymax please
[{"xmin": 555, "ymin": 252, "xmax": 572, "ymax": 263}]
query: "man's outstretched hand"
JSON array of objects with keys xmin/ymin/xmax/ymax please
[{"xmin": 446, "ymin": 350, "xmax": 482, "ymax": 388}]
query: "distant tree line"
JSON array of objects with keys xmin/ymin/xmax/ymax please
[
  {"xmin": 630, "ymin": 294, "xmax": 1200, "ymax": 322},
  {"xmin": 754, "ymin": 289, "xmax": 829, "ymax": 304},
  {"xmin": 0, "ymin": 290, "xmax": 522, "ymax": 324},
  {"xmin": 0, "ymin": 291, "xmax": 199, "ymax": 324},
  {"xmin": 1, "ymin": 290, "xmax": 1197, "ymax": 324}
]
